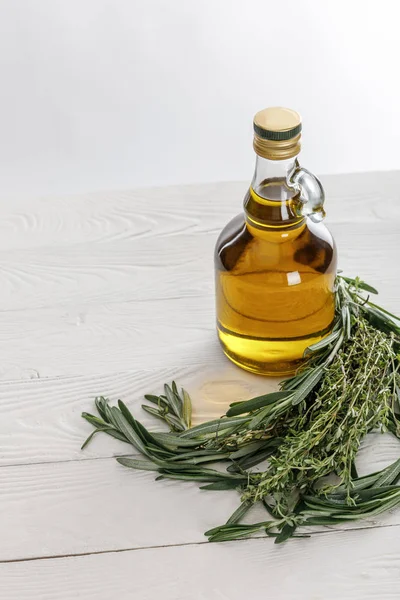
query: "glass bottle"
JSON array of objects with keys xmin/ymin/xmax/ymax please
[{"xmin": 214, "ymin": 107, "xmax": 337, "ymax": 376}]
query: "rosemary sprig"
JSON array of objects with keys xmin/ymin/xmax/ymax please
[{"xmin": 81, "ymin": 275, "xmax": 400, "ymax": 543}]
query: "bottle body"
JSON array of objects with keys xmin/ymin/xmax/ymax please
[{"xmin": 215, "ymin": 166, "xmax": 337, "ymax": 375}]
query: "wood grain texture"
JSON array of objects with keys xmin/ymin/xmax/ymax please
[
  {"xmin": 0, "ymin": 222, "xmax": 396, "ymax": 313},
  {"xmin": 2, "ymin": 525, "xmax": 400, "ymax": 600},
  {"xmin": 0, "ymin": 174, "xmax": 397, "ymax": 381},
  {"xmin": 0, "ymin": 172, "xmax": 394, "ymax": 252},
  {"xmin": 0, "ymin": 430, "xmax": 398, "ymax": 562},
  {"xmin": 0, "ymin": 223, "xmax": 396, "ymax": 381},
  {"xmin": 0, "ymin": 362, "xmax": 278, "ymax": 466},
  {"xmin": 0, "ymin": 171, "xmax": 397, "ymax": 314},
  {"xmin": 1, "ymin": 173, "xmax": 400, "ymax": 597}
]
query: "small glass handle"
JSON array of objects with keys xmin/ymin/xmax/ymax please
[{"xmin": 287, "ymin": 162, "xmax": 326, "ymax": 223}]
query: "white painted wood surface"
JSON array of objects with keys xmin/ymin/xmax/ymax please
[{"xmin": 1, "ymin": 172, "xmax": 400, "ymax": 598}]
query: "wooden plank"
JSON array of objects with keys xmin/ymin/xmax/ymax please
[
  {"xmin": 0, "ymin": 428, "xmax": 398, "ymax": 562},
  {"xmin": 0, "ymin": 220, "xmax": 396, "ymax": 380},
  {"xmin": 1, "ymin": 355, "xmax": 399, "ymax": 469},
  {"xmin": 0, "ymin": 183, "xmax": 245, "ymax": 252},
  {"xmin": 0, "ymin": 362, "xmax": 278, "ymax": 466},
  {"xmin": 0, "ymin": 172, "xmax": 397, "ymax": 253},
  {"xmin": 0, "ymin": 457, "xmax": 240, "ymax": 561},
  {"xmin": 1, "ymin": 355, "xmax": 399, "ymax": 563},
  {"xmin": 0, "ymin": 176, "xmax": 389, "ymax": 253},
  {"xmin": 0, "ymin": 172, "xmax": 396, "ymax": 314},
  {"xmin": 2, "ymin": 524, "xmax": 400, "ymax": 599},
  {"xmin": 0, "ymin": 172, "xmax": 399, "ymax": 583},
  {"xmin": 0, "ymin": 221, "xmax": 396, "ymax": 312},
  {"xmin": 0, "ymin": 174, "xmax": 396, "ymax": 380},
  {"xmin": 0, "ymin": 294, "xmax": 219, "ymax": 380},
  {"xmin": 0, "ymin": 233, "xmax": 213, "ymax": 311}
]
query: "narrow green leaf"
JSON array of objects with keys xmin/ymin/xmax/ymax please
[
  {"xmin": 228, "ymin": 445, "xmax": 280, "ymax": 472},
  {"xmin": 342, "ymin": 305, "xmax": 352, "ymax": 339},
  {"xmin": 118, "ymin": 400, "xmax": 141, "ymax": 433},
  {"xmin": 303, "ymin": 516, "xmax": 343, "ymax": 526},
  {"xmin": 281, "ymin": 367, "xmax": 315, "ymax": 391},
  {"xmin": 165, "ymin": 414, "xmax": 186, "ymax": 431},
  {"xmin": 204, "ymin": 520, "xmax": 270, "ymax": 537},
  {"xmin": 101, "ymin": 403, "xmax": 121, "ymax": 430},
  {"xmin": 141, "ymin": 404, "xmax": 164, "ymax": 418},
  {"xmin": 176, "ymin": 453, "xmax": 231, "ymax": 465},
  {"xmin": 342, "ymin": 276, "xmax": 378, "ymax": 295},
  {"xmin": 248, "ymin": 406, "xmax": 273, "ymax": 429},
  {"xmin": 356, "ymin": 486, "xmax": 400, "ymax": 502},
  {"xmin": 332, "ymin": 470, "xmax": 384, "ymax": 495},
  {"xmin": 182, "ymin": 388, "xmax": 192, "ymax": 428},
  {"xmin": 374, "ymin": 458, "xmax": 400, "ymax": 487},
  {"xmin": 226, "ymin": 391, "xmax": 294, "ymax": 417},
  {"xmin": 120, "ymin": 410, "xmax": 173, "ymax": 452},
  {"xmin": 81, "ymin": 412, "xmax": 108, "ymax": 428},
  {"xmin": 292, "ymin": 366, "xmax": 325, "ymax": 405},
  {"xmin": 274, "ymin": 523, "xmax": 297, "ymax": 544},
  {"xmin": 367, "ymin": 301, "xmax": 400, "ymax": 322},
  {"xmin": 357, "ymin": 281, "xmax": 379, "ymax": 295},
  {"xmin": 164, "ymin": 383, "xmax": 182, "ymax": 418},
  {"xmin": 226, "ymin": 501, "xmax": 252, "ymax": 525},
  {"xmin": 362, "ymin": 305, "xmax": 400, "ymax": 335},
  {"xmin": 262, "ymin": 499, "xmax": 278, "ymax": 519},
  {"xmin": 304, "ymin": 328, "xmax": 341, "ymax": 355},
  {"xmin": 207, "ymin": 523, "xmax": 266, "ymax": 542},
  {"xmin": 156, "ymin": 472, "xmax": 244, "ymax": 483},
  {"xmin": 152, "ymin": 432, "xmax": 203, "ymax": 447},
  {"xmin": 326, "ymin": 331, "xmax": 345, "ymax": 364},
  {"xmin": 110, "ymin": 407, "xmax": 150, "ymax": 457},
  {"xmin": 178, "ymin": 416, "xmax": 250, "ymax": 438},
  {"xmin": 94, "ymin": 397, "xmax": 110, "ymax": 422},
  {"xmin": 106, "ymin": 429, "xmax": 131, "ymax": 443},
  {"xmin": 117, "ymin": 457, "xmax": 160, "ymax": 471},
  {"xmin": 168, "ymin": 448, "xmax": 227, "ymax": 461},
  {"xmin": 144, "ymin": 394, "xmax": 168, "ymax": 407},
  {"xmin": 118, "ymin": 401, "xmax": 171, "ymax": 453},
  {"xmin": 81, "ymin": 429, "xmax": 100, "ymax": 449},
  {"xmin": 229, "ymin": 440, "xmax": 269, "ymax": 460},
  {"xmin": 200, "ymin": 480, "xmax": 243, "ymax": 491},
  {"xmin": 81, "ymin": 413, "xmax": 129, "ymax": 444}
]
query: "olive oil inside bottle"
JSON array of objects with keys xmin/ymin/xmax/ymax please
[{"xmin": 215, "ymin": 181, "xmax": 336, "ymax": 375}]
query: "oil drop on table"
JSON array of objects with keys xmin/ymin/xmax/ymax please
[{"xmin": 215, "ymin": 107, "xmax": 337, "ymax": 375}]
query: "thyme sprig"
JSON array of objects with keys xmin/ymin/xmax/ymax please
[{"xmin": 82, "ymin": 275, "xmax": 400, "ymax": 543}]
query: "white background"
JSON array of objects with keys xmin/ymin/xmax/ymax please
[{"xmin": 0, "ymin": 0, "xmax": 399, "ymax": 198}]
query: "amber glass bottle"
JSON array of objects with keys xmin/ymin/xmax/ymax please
[{"xmin": 215, "ymin": 107, "xmax": 337, "ymax": 375}]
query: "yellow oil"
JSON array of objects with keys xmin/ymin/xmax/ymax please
[{"xmin": 215, "ymin": 183, "xmax": 337, "ymax": 375}]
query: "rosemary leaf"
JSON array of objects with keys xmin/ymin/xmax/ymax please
[
  {"xmin": 178, "ymin": 416, "xmax": 251, "ymax": 438},
  {"xmin": 226, "ymin": 391, "xmax": 293, "ymax": 417},
  {"xmin": 117, "ymin": 457, "xmax": 160, "ymax": 471},
  {"xmin": 182, "ymin": 388, "xmax": 192, "ymax": 428},
  {"xmin": 164, "ymin": 383, "xmax": 183, "ymax": 419}
]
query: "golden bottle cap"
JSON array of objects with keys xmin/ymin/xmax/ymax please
[{"xmin": 253, "ymin": 107, "xmax": 302, "ymax": 160}]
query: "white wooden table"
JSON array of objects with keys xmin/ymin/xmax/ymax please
[{"xmin": 2, "ymin": 173, "xmax": 400, "ymax": 599}]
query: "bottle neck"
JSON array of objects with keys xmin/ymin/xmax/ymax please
[
  {"xmin": 245, "ymin": 154, "xmax": 304, "ymax": 232},
  {"xmin": 251, "ymin": 155, "xmax": 298, "ymax": 200}
]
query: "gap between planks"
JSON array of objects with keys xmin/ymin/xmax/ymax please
[{"xmin": 2, "ymin": 521, "xmax": 400, "ymax": 566}]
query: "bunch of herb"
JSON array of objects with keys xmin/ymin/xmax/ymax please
[{"xmin": 81, "ymin": 275, "xmax": 400, "ymax": 543}]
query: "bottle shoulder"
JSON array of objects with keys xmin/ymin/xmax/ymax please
[
  {"xmin": 215, "ymin": 214, "xmax": 246, "ymax": 248},
  {"xmin": 214, "ymin": 214, "xmax": 249, "ymax": 271},
  {"xmin": 215, "ymin": 214, "xmax": 336, "ymax": 274}
]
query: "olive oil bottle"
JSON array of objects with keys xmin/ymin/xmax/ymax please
[{"xmin": 215, "ymin": 107, "xmax": 337, "ymax": 375}]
